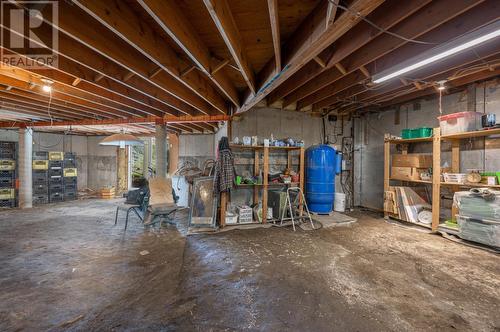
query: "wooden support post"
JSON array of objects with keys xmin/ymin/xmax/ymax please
[
  {"xmin": 384, "ymin": 140, "xmax": 390, "ymax": 219},
  {"xmin": 220, "ymin": 191, "xmax": 227, "ymax": 228},
  {"xmin": 253, "ymin": 150, "xmax": 260, "ymax": 206},
  {"xmin": 431, "ymin": 128, "xmax": 441, "ymax": 231},
  {"xmin": 299, "ymin": 147, "xmax": 305, "ymax": 216},
  {"xmin": 262, "ymin": 147, "xmax": 269, "ymax": 223}
]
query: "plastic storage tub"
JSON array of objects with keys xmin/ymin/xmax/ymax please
[
  {"xmin": 438, "ymin": 112, "xmax": 482, "ymax": 135},
  {"xmin": 457, "ymin": 215, "xmax": 500, "ymax": 248},
  {"xmin": 413, "ymin": 127, "xmax": 433, "ymax": 138}
]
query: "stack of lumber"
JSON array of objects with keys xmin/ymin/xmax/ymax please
[
  {"xmin": 100, "ymin": 187, "xmax": 116, "ymax": 199},
  {"xmin": 385, "ymin": 186, "xmax": 431, "ymax": 223}
]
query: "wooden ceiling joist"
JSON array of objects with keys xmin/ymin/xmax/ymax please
[
  {"xmin": 267, "ymin": 0, "xmax": 431, "ymax": 105},
  {"xmin": 267, "ymin": 0, "xmax": 281, "ymax": 73},
  {"xmin": 8, "ymin": 1, "xmax": 220, "ymax": 116},
  {"xmin": 0, "ymin": 74, "xmax": 133, "ymax": 119},
  {"xmin": 137, "ymin": 0, "xmax": 240, "ymax": 107},
  {"xmin": 204, "ymin": 0, "xmax": 257, "ymax": 95},
  {"xmin": 70, "ymin": 0, "xmax": 229, "ymax": 114},
  {"xmin": 238, "ymin": 0, "xmax": 384, "ymax": 113},
  {"xmin": 0, "ymin": 87, "xmax": 113, "ymax": 120},
  {"xmin": 292, "ymin": 0, "xmax": 489, "ymax": 110}
]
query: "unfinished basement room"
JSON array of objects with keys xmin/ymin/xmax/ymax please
[{"xmin": 0, "ymin": 0, "xmax": 499, "ymax": 331}]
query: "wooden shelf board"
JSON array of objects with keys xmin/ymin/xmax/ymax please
[
  {"xmin": 235, "ymin": 182, "xmax": 299, "ymax": 188},
  {"xmin": 440, "ymin": 182, "xmax": 500, "ymax": 189},
  {"xmin": 230, "ymin": 144, "xmax": 302, "ymax": 150},
  {"xmin": 441, "ymin": 128, "xmax": 500, "ymax": 140},
  {"xmin": 386, "ymin": 137, "xmax": 433, "ymax": 144},
  {"xmin": 389, "ymin": 178, "xmax": 432, "ymax": 184}
]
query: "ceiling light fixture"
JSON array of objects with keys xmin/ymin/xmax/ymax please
[
  {"xmin": 437, "ymin": 80, "xmax": 446, "ymax": 91},
  {"xmin": 99, "ymin": 130, "xmax": 144, "ymax": 149},
  {"xmin": 372, "ymin": 21, "xmax": 500, "ymax": 84},
  {"xmin": 41, "ymin": 78, "xmax": 54, "ymax": 93}
]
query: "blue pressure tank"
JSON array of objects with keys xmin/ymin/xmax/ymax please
[{"xmin": 305, "ymin": 145, "xmax": 341, "ymax": 213}]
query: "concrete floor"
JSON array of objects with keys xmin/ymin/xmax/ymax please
[{"xmin": 0, "ymin": 199, "xmax": 498, "ymax": 331}]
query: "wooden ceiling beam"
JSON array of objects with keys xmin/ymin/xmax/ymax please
[
  {"xmin": 292, "ymin": 0, "xmax": 488, "ymax": 109},
  {"xmin": 0, "ymin": 103, "xmax": 75, "ymax": 121},
  {"xmin": 0, "ymin": 115, "xmax": 230, "ymax": 128},
  {"xmin": 1, "ymin": 49, "xmax": 172, "ymax": 117},
  {"xmin": 326, "ymin": 0, "xmax": 339, "ymax": 29},
  {"xmin": 204, "ymin": 0, "xmax": 256, "ymax": 95},
  {"xmin": 138, "ymin": 0, "xmax": 240, "ymax": 108},
  {"xmin": 238, "ymin": 0, "xmax": 384, "ymax": 113},
  {"xmin": 267, "ymin": 0, "xmax": 281, "ymax": 73},
  {"xmin": 0, "ymin": 66, "xmax": 144, "ymax": 118},
  {"xmin": 0, "ymin": 20, "xmax": 202, "ymax": 116},
  {"xmin": 267, "ymin": 0, "xmax": 432, "ymax": 105},
  {"xmin": 12, "ymin": 1, "xmax": 220, "ymax": 116},
  {"xmin": 168, "ymin": 123, "xmax": 194, "ymax": 133},
  {"xmin": 0, "ymin": 74, "xmax": 133, "ymax": 119},
  {"xmin": 316, "ymin": 46, "xmax": 500, "ymax": 112},
  {"xmin": 0, "ymin": 88, "xmax": 113, "ymax": 120},
  {"xmin": 71, "ymin": 0, "xmax": 228, "ymax": 114},
  {"xmin": 0, "ymin": 91, "xmax": 95, "ymax": 120}
]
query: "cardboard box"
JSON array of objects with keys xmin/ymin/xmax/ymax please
[
  {"xmin": 392, "ymin": 154, "xmax": 432, "ymax": 168},
  {"xmin": 391, "ymin": 166, "xmax": 427, "ymax": 181},
  {"xmin": 384, "ymin": 190, "xmax": 398, "ymax": 214}
]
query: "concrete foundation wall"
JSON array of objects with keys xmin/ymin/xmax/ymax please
[
  {"xmin": 354, "ymin": 78, "xmax": 500, "ymax": 211},
  {"xmin": 0, "ymin": 130, "xmax": 117, "ymax": 191}
]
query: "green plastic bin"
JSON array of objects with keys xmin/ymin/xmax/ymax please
[
  {"xmin": 414, "ymin": 127, "xmax": 433, "ymax": 138},
  {"xmin": 402, "ymin": 129, "xmax": 412, "ymax": 139}
]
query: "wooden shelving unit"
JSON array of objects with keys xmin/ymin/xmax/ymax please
[
  {"xmin": 384, "ymin": 127, "xmax": 500, "ymax": 232},
  {"xmin": 219, "ymin": 145, "xmax": 305, "ymax": 227}
]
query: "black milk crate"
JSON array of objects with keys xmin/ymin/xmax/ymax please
[
  {"xmin": 64, "ymin": 152, "xmax": 76, "ymax": 160},
  {"xmin": 0, "ymin": 142, "xmax": 16, "ymax": 155},
  {"xmin": 0, "ymin": 177, "xmax": 14, "ymax": 188},
  {"xmin": 49, "ymin": 175, "xmax": 63, "ymax": 185},
  {"xmin": 63, "ymin": 177, "xmax": 77, "ymax": 185},
  {"xmin": 33, "ymin": 194, "xmax": 48, "ymax": 205},
  {"xmin": 33, "ymin": 184, "xmax": 49, "ymax": 195},
  {"xmin": 49, "ymin": 192, "xmax": 63, "ymax": 203},
  {"xmin": 64, "ymin": 191, "xmax": 77, "ymax": 201},
  {"xmin": 0, "ymin": 149, "xmax": 15, "ymax": 159},
  {"xmin": 63, "ymin": 159, "xmax": 77, "ymax": 168},
  {"xmin": 49, "ymin": 168, "xmax": 63, "ymax": 176},
  {"xmin": 64, "ymin": 182, "xmax": 77, "ymax": 191},
  {"xmin": 0, "ymin": 198, "xmax": 16, "ymax": 208},
  {"xmin": 33, "ymin": 151, "xmax": 49, "ymax": 160},
  {"xmin": 33, "ymin": 170, "xmax": 48, "ymax": 182},
  {"xmin": 48, "ymin": 160, "xmax": 63, "ymax": 168},
  {"xmin": 49, "ymin": 183, "xmax": 63, "ymax": 192}
]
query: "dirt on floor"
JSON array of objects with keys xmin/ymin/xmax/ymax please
[{"xmin": 0, "ymin": 199, "xmax": 498, "ymax": 331}]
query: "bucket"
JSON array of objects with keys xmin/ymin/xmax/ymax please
[{"xmin": 334, "ymin": 193, "xmax": 346, "ymax": 212}]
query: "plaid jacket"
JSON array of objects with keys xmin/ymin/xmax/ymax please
[{"xmin": 214, "ymin": 149, "xmax": 235, "ymax": 195}]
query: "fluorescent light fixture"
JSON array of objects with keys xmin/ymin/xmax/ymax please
[{"xmin": 372, "ymin": 21, "xmax": 500, "ymax": 84}]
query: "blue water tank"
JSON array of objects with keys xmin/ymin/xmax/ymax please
[{"xmin": 305, "ymin": 145, "xmax": 341, "ymax": 213}]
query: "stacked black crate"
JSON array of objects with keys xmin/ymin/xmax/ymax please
[
  {"xmin": 32, "ymin": 151, "xmax": 49, "ymax": 205},
  {"xmin": 0, "ymin": 141, "xmax": 17, "ymax": 208},
  {"xmin": 48, "ymin": 152, "xmax": 64, "ymax": 203},
  {"xmin": 63, "ymin": 152, "xmax": 77, "ymax": 201}
]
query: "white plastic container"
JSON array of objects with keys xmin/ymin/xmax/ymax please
[
  {"xmin": 443, "ymin": 173, "xmax": 467, "ymax": 184},
  {"xmin": 334, "ymin": 193, "xmax": 346, "ymax": 212},
  {"xmin": 438, "ymin": 112, "xmax": 482, "ymax": 135}
]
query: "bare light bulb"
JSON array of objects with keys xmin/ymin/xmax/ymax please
[{"xmin": 42, "ymin": 85, "xmax": 52, "ymax": 93}]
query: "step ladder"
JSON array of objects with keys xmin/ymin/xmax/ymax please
[{"xmin": 280, "ymin": 187, "xmax": 314, "ymax": 231}]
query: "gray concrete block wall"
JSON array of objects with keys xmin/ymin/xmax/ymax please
[
  {"xmin": 354, "ymin": 78, "xmax": 500, "ymax": 211},
  {"xmin": 0, "ymin": 130, "xmax": 118, "ymax": 191}
]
